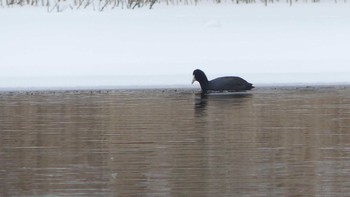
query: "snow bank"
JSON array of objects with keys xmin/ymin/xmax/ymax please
[{"xmin": 1, "ymin": 3, "xmax": 350, "ymax": 89}]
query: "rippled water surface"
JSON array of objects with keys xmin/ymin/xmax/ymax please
[{"xmin": 1, "ymin": 87, "xmax": 350, "ymax": 196}]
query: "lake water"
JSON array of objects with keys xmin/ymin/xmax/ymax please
[{"xmin": 1, "ymin": 86, "xmax": 350, "ymax": 196}]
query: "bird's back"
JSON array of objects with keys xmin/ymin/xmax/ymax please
[{"xmin": 208, "ymin": 76, "xmax": 254, "ymax": 92}]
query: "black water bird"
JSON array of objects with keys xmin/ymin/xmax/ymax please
[{"xmin": 192, "ymin": 69, "xmax": 254, "ymax": 93}]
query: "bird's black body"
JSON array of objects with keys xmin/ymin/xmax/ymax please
[{"xmin": 192, "ymin": 69, "xmax": 254, "ymax": 93}]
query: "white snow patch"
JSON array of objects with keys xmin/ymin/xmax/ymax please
[{"xmin": 204, "ymin": 19, "xmax": 222, "ymax": 28}]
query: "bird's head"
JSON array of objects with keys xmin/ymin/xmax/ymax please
[{"xmin": 192, "ymin": 69, "xmax": 208, "ymax": 84}]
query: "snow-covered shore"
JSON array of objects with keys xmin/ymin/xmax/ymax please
[{"xmin": 1, "ymin": 3, "xmax": 350, "ymax": 89}]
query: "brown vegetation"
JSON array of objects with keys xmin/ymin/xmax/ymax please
[{"xmin": 0, "ymin": 0, "xmax": 347, "ymax": 11}]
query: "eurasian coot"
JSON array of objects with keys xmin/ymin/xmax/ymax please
[{"xmin": 192, "ymin": 69, "xmax": 254, "ymax": 93}]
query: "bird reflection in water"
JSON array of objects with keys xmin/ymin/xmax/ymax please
[{"xmin": 194, "ymin": 92, "xmax": 253, "ymax": 111}]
